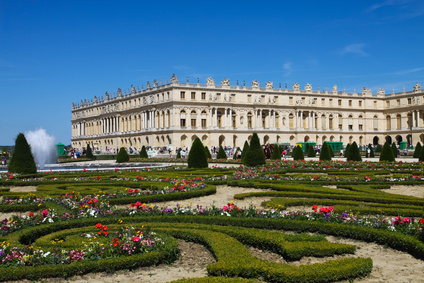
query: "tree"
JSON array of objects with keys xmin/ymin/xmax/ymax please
[
  {"xmin": 140, "ymin": 145, "xmax": 148, "ymax": 158},
  {"xmin": 328, "ymin": 144, "xmax": 335, "ymax": 157},
  {"xmin": 307, "ymin": 145, "xmax": 316, "ymax": 157},
  {"xmin": 347, "ymin": 141, "xmax": 362, "ymax": 161},
  {"xmin": 204, "ymin": 146, "xmax": 212, "ymax": 159},
  {"xmin": 304, "ymin": 143, "xmax": 310, "ymax": 153},
  {"xmin": 241, "ymin": 141, "xmax": 250, "ymax": 163},
  {"xmin": 243, "ymin": 133, "xmax": 266, "ymax": 166},
  {"xmin": 292, "ymin": 145, "xmax": 305, "ymax": 161},
  {"xmin": 116, "ymin": 147, "xmax": 130, "ymax": 163},
  {"xmin": 188, "ymin": 138, "xmax": 208, "ymax": 168},
  {"xmin": 86, "ymin": 144, "xmax": 95, "ymax": 160},
  {"xmin": 344, "ymin": 143, "xmax": 351, "ymax": 158},
  {"xmin": 380, "ymin": 142, "xmax": 395, "ymax": 162},
  {"xmin": 271, "ymin": 144, "xmax": 281, "ymax": 160},
  {"xmin": 419, "ymin": 146, "xmax": 424, "ymax": 162},
  {"xmin": 375, "ymin": 144, "xmax": 382, "ymax": 152},
  {"xmin": 8, "ymin": 133, "xmax": 37, "ymax": 174},
  {"xmin": 413, "ymin": 142, "xmax": 422, "ymax": 158},
  {"xmin": 319, "ymin": 142, "xmax": 331, "ymax": 161},
  {"xmin": 216, "ymin": 146, "xmax": 227, "ymax": 160},
  {"xmin": 391, "ymin": 142, "xmax": 398, "ymax": 158}
]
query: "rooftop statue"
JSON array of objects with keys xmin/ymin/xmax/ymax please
[
  {"xmin": 207, "ymin": 77, "xmax": 215, "ymax": 86},
  {"xmin": 266, "ymin": 81, "xmax": 273, "ymax": 90},
  {"xmin": 252, "ymin": 80, "xmax": 260, "ymax": 88},
  {"xmin": 221, "ymin": 77, "xmax": 230, "ymax": 86},
  {"xmin": 171, "ymin": 74, "xmax": 179, "ymax": 84},
  {"xmin": 413, "ymin": 82, "xmax": 422, "ymax": 93},
  {"xmin": 292, "ymin": 82, "xmax": 300, "ymax": 91}
]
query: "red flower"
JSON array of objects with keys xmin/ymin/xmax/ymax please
[
  {"xmin": 41, "ymin": 209, "xmax": 48, "ymax": 218},
  {"xmin": 103, "ymin": 226, "xmax": 108, "ymax": 231},
  {"xmin": 420, "ymin": 219, "xmax": 424, "ymax": 225},
  {"xmin": 28, "ymin": 212, "xmax": 34, "ymax": 217},
  {"xmin": 312, "ymin": 205, "xmax": 318, "ymax": 212},
  {"xmin": 95, "ymin": 223, "xmax": 102, "ymax": 229}
]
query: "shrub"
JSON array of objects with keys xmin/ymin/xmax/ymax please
[
  {"xmin": 375, "ymin": 144, "xmax": 382, "ymax": 152},
  {"xmin": 292, "ymin": 145, "xmax": 304, "ymax": 161},
  {"xmin": 243, "ymin": 133, "xmax": 266, "ymax": 166},
  {"xmin": 380, "ymin": 142, "xmax": 395, "ymax": 162},
  {"xmin": 176, "ymin": 149, "xmax": 181, "ymax": 159},
  {"xmin": 413, "ymin": 142, "xmax": 422, "ymax": 158},
  {"xmin": 328, "ymin": 144, "xmax": 335, "ymax": 157},
  {"xmin": 204, "ymin": 146, "xmax": 212, "ymax": 159},
  {"xmin": 188, "ymin": 138, "xmax": 208, "ymax": 168},
  {"xmin": 241, "ymin": 141, "xmax": 250, "ymax": 163},
  {"xmin": 366, "ymin": 144, "xmax": 375, "ymax": 158},
  {"xmin": 304, "ymin": 143, "xmax": 309, "ymax": 153},
  {"xmin": 307, "ymin": 145, "xmax": 316, "ymax": 157},
  {"xmin": 116, "ymin": 147, "xmax": 129, "ymax": 163},
  {"xmin": 86, "ymin": 144, "xmax": 95, "ymax": 160},
  {"xmin": 8, "ymin": 133, "xmax": 37, "ymax": 174},
  {"xmin": 216, "ymin": 146, "xmax": 227, "ymax": 160},
  {"xmin": 419, "ymin": 146, "xmax": 424, "ymax": 162},
  {"xmin": 140, "ymin": 146, "xmax": 148, "ymax": 158},
  {"xmin": 347, "ymin": 141, "xmax": 362, "ymax": 162},
  {"xmin": 319, "ymin": 142, "xmax": 331, "ymax": 161},
  {"xmin": 271, "ymin": 145, "xmax": 281, "ymax": 160},
  {"xmin": 391, "ymin": 142, "xmax": 398, "ymax": 157},
  {"xmin": 344, "ymin": 143, "xmax": 351, "ymax": 158}
]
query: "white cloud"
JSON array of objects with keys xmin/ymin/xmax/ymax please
[
  {"xmin": 340, "ymin": 43, "xmax": 369, "ymax": 56},
  {"xmin": 394, "ymin": 67, "xmax": 424, "ymax": 76}
]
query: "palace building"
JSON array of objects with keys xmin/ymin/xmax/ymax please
[{"xmin": 71, "ymin": 74, "xmax": 424, "ymax": 152}]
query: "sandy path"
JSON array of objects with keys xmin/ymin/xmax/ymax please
[{"xmin": 382, "ymin": 185, "xmax": 424, "ymax": 198}]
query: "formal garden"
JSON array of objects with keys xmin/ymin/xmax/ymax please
[{"xmin": 0, "ymin": 134, "xmax": 424, "ymax": 282}]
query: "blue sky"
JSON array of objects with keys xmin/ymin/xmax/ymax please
[{"xmin": 1, "ymin": 0, "xmax": 424, "ymax": 145}]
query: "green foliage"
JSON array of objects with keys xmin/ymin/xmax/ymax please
[
  {"xmin": 419, "ymin": 146, "xmax": 424, "ymax": 162},
  {"xmin": 375, "ymin": 144, "xmax": 382, "ymax": 152},
  {"xmin": 204, "ymin": 146, "xmax": 212, "ymax": 159},
  {"xmin": 140, "ymin": 145, "xmax": 148, "ymax": 158},
  {"xmin": 328, "ymin": 144, "xmax": 335, "ymax": 157},
  {"xmin": 2, "ymin": 147, "xmax": 7, "ymax": 154},
  {"xmin": 240, "ymin": 141, "xmax": 250, "ymax": 163},
  {"xmin": 232, "ymin": 147, "xmax": 241, "ymax": 160},
  {"xmin": 176, "ymin": 149, "xmax": 181, "ymax": 159},
  {"xmin": 86, "ymin": 144, "xmax": 95, "ymax": 160},
  {"xmin": 366, "ymin": 144, "xmax": 375, "ymax": 158},
  {"xmin": 319, "ymin": 142, "xmax": 331, "ymax": 161},
  {"xmin": 413, "ymin": 142, "xmax": 422, "ymax": 158},
  {"xmin": 307, "ymin": 145, "xmax": 316, "ymax": 157},
  {"xmin": 380, "ymin": 142, "xmax": 395, "ymax": 162},
  {"xmin": 304, "ymin": 143, "xmax": 309, "ymax": 153},
  {"xmin": 391, "ymin": 142, "xmax": 398, "ymax": 157},
  {"xmin": 243, "ymin": 133, "xmax": 266, "ymax": 166},
  {"xmin": 344, "ymin": 143, "xmax": 351, "ymax": 158},
  {"xmin": 292, "ymin": 145, "xmax": 305, "ymax": 161},
  {"xmin": 271, "ymin": 145, "xmax": 281, "ymax": 160},
  {"xmin": 116, "ymin": 147, "xmax": 129, "ymax": 163},
  {"xmin": 347, "ymin": 141, "xmax": 362, "ymax": 162},
  {"xmin": 8, "ymin": 133, "xmax": 37, "ymax": 174},
  {"xmin": 188, "ymin": 138, "xmax": 208, "ymax": 168},
  {"xmin": 216, "ymin": 146, "xmax": 227, "ymax": 160}
]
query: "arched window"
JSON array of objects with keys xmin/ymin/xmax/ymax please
[
  {"xmin": 358, "ymin": 115, "xmax": 363, "ymax": 130},
  {"xmin": 397, "ymin": 114, "xmax": 401, "ymax": 130},
  {"xmin": 289, "ymin": 114, "xmax": 294, "ymax": 128},
  {"xmin": 373, "ymin": 115, "xmax": 378, "ymax": 130},
  {"xmin": 180, "ymin": 110, "xmax": 186, "ymax": 127},
  {"xmin": 201, "ymin": 110, "xmax": 207, "ymax": 128},
  {"xmin": 386, "ymin": 115, "xmax": 391, "ymax": 130},
  {"xmin": 191, "ymin": 110, "xmax": 197, "ymax": 128},
  {"xmin": 338, "ymin": 114, "xmax": 343, "ymax": 130},
  {"xmin": 329, "ymin": 115, "xmax": 334, "ymax": 129},
  {"xmin": 321, "ymin": 115, "xmax": 326, "ymax": 130},
  {"xmin": 248, "ymin": 112, "xmax": 253, "ymax": 129}
]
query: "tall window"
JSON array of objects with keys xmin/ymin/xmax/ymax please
[
  {"xmin": 358, "ymin": 115, "xmax": 363, "ymax": 130},
  {"xmin": 201, "ymin": 119, "xmax": 206, "ymax": 127},
  {"xmin": 329, "ymin": 115, "xmax": 334, "ymax": 129},
  {"xmin": 180, "ymin": 110, "xmax": 186, "ymax": 127},
  {"xmin": 248, "ymin": 95, "xmax": 252, "ymax": 102},
  {"xmin": 180, "ymin": 91, "xmax": 185, "ymax": 99},
  {"xmin": 373, "ymin": 115, "xmax": 378, "ymax": 130},
  {"xmin": 191, "ymin": 92, "xmax": 196, "ymax": 100},
  {"xmin": 275, "ymin": 114, "xmax": 280, "ymax": 128},
  {"xmin": 321, "ymin": 115, "xmax": 326, "ymax": 129},
  {"xmin": 386, "ymin": 115, "xmax": 391, "ymax": 130},
  {"xmin": 201, "ymin": 92, "xmax": 206, "ymax": 100},
  {"xmin": 289, "ymin": 114, "xmax": 294, "ymax": 128},
  {"xmin": 397, "ymin": 115, "xmax": 401, "ymax": 129},
  {"xmin": 248, "ymin": 112, "xmax": 253, "ymax": 128},
  {"xmin": 338, "ymin": 115, "xmax": 343, "ymax": 130},
  {"xmin": 232, "ymin": 114, "xmax": 236, "ymax": 127},
  {"xmin": 191, "ymin": 111, "xmax": 197, "ymax": 127}
]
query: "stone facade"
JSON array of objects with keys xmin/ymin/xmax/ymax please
[{"xmin": 71, "ymin": 75, "xmax": 424, "ymax": 152}]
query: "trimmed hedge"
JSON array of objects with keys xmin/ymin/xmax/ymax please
[{"xmin": 116, "ymin": 147, "xmax": 130, "ymax": 163}]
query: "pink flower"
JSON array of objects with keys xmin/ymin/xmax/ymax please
[
  {"xmin": 132, "ymin": 236, "xmax": 140, "ymax": 242},
  {"xmin": 328, "ymin": 206, "xmax": 334, "ymax": 212},
  {"xmin": 403, "ymin": 217, "xmax": 410, "ymax": 223},
  {"xmin": 42, "ymin": 209, "xmax": 48, "ymax": 218},
  {"xmin": 223, "ymin": 206, "xmax": 228, "ymax": 211}
]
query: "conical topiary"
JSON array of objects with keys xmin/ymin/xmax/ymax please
[
  {"xmin": 176, "ymin": 148, "xmax": 181, "ymax": 159},
  {"xmin": 243, "ymin": 133, "xmax": 266, "ymax": 166},
  {"xmin": 140, "ymin": 145, "xmax": 148, "ymax": 158},
  {"xmin": 319, "ymin": 142, "xmax": 331, "ymax": 161},
  {"xmin": 307, "ymin": 145, "xmax": 316, "ymax": 157},
  {"xmin": 8, "ymin": 133, "xmax": 37, "ymax": 174},
  {"xmin": 232, "ymin": 147, "xmax": 241, "ymax": 159},
  {"xmin": 380, "ymin": 142, "xmax": 395, "ymax": 162},
  {"xmin": 344, "ymin": 143, "xmax": 351, "ymax": 158},
  {"xmin": 86, "ymin": 144, "xmax": 95, "ymax": 160},
  {"xmin": 328, "ymin": 144, "xmax": 335, "ymax": 157},
  {"xmin": 271, "ymin": 144, "xmax": 281, "ymax": 160},
  {"xmin": 188, "ymin": 138, "xmax": 208, "ymax": 168},
  {"xmin": 419, "ymin": 146, "xmax": 424, "ymax": 162},
  {"xmin": 216, "ymin": 146, "xmax": 227, "ymax": 160},
  {"xmin": 204, "ymin": 146, "xmax": 212, "ymax": 159},
  {"xmin": 292, "ymin": 145, "xmax": 305, "ymax": 161},
  {"xmin": 391, "ymin": 142, "xmax": 398, "ymax": 157},
  {"xmin": 375, "ymin": 144, "xmax": 382, "ymax": 152},
  {"xmin": 116, "ymin": 147, "xmax": 130, "ymax": 163},
  {"xmin": 413, "ymin": 142, "xmax": 422, "ymax": 158},
  {"xmin": 347, "ymin": 141, "xmax": 362, "ymax": 161},
  {"xmin": 304, "ymin": 143, "xmax": 310, "ymax": 153},
  {"xmin": 241, "ymin": 141, "xmax": 250, "ymax": 163}
]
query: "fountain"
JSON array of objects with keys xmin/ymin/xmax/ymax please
[{"xmin": 25, "ymin": 129, "xmax": 56, "ymax": 169}]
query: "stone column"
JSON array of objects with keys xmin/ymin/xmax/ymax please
[
  {"xmin": 267, "ymin": 111, "xmax": 271, "ymax": 129},
  {"xmin": 215, "ymin": 109, "xmax": 218, "ymax": 128},
  {"xmin": 209, "ymin": 108, "xmax": 213, "ymax": 128},
  {"xmin": 295, "ymin": 111, "xmax": 299, "ymax": 129},
  {"xmin": 300, "ymin": 111, "xmax": 304, "ymax": 129},
  {"xmin": 273, "ymin": 110, "xmax": 276, "ymax": 128},
  {"xmin": 224, "ymin": 108, "xmax": 228, "ymax": 128},
  {"xmin": 229, "ymin": 109, "xmax": 232, "ymax": 127}
]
